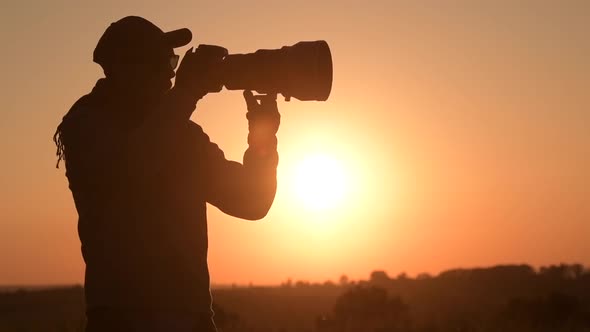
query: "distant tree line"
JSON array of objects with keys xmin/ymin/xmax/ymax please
[
  {"xmin": 313, "ymin": 264, "xmax": 590, "ymax": 332},
  {"xmin": 1, "ymin": 263, "xmax": 589, "ymax": 332}
]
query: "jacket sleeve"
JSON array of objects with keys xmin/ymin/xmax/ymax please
[{"xmin": 188, "ymin": 123, "xmax": 279, "ymax": 220}]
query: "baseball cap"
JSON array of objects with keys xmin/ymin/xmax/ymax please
[{"xmin": 93, "ymin": 16, "xmax": 192, "ymax": 67}]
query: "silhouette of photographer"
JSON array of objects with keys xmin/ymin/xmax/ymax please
[{"xmin": 54, "ymin": 16, "xmax": 280, "ymax": 332}]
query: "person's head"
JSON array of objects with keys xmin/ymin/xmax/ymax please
[{"xmin": 93, "ymin": 16, "xmax": 191, "ymax": 98}]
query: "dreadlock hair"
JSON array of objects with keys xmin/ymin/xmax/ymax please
[
  {"xmin": 53, "ymin": 92, "xmax": 92, "ymax": 169},
  {"xmin": 53, "ymin": 124, "xmax": 66, "ymax": 168}
]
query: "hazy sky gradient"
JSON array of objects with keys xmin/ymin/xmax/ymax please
[{"xmin": 1, "ymin": 1, "xmax": 589, "ymax": 285}]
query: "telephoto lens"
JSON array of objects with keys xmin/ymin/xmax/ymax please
[{"xmin": 219, "ymin": 40, "xmax": 333, "ymax": 102}]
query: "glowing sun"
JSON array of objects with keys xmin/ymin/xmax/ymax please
[{"xmin": 292, "ymin": 154, "xmax": 348, "ymax": 211}]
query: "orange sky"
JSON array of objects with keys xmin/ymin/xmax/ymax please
[{"xmin": 1, "ymin": 1, "xmax": 589, "ymax": 286}]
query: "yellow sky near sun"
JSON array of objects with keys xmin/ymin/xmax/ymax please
[{"xmin": 0, "ymin": 1, "xmax": 589, "ymax": 285}]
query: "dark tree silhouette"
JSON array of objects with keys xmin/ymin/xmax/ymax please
[
  {"xmin": 339, "ymin": 275, "xmax": 349, "ymax": 287},
  {"xmin": 369, "ymin": 270, "xmax": 391, "ymax": 287},
  {"xmin": 500, "ymin": 292, "xmax": 590, "ymax": 331}
]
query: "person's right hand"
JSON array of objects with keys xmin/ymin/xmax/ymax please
[{"xmin": 174, "ymin": 44, "xmax": 228, "ymax": 100}]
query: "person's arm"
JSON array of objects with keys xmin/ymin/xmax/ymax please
[{"xmin": 202, "ymin": 91, "xmax": 280, "ymax": 220}]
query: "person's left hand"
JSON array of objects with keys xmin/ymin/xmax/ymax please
[{"xmin": 243, "ymin": 91, "xmax": 281, "ymax": 156}]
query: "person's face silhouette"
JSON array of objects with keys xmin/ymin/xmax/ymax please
[{"xmin": 109, "ymin": 46, "xmax": 178, "ymax": 100}]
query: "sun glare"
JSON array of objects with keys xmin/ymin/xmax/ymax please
[{"xmin": 292, "ymin": 154, "xmax": 348, "ymax": 211}]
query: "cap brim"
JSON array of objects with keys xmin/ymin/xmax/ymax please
[{"xmin": 164, "ymin": 28, "xmax": 192, "ymax": 48}]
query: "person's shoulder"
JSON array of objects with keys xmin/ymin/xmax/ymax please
[
  {"xmin": 66, "ymin": 93, "xmax": 102, "ymax": 125},
  {"xmin": 58, "ymin": 91, "xmax": 107, "ymax": 146},
  {"xmin": 60, "ymin": 95, "xmax": 87, "ymax": 129}
]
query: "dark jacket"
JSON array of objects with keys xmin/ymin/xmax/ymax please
[{"xmin": 55, "ymin": 79, "xmax": 278, "ymax": 316}]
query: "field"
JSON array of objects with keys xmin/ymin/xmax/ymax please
[{"xmin": 1, "ymin": 264, "xmax": 589, "ymax": 332}]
